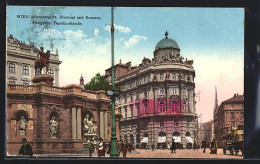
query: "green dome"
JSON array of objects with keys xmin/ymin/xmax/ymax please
[
  {"xmin": 155, "ymin": 31, "xmax": 180, "ymax": 51},
  {"xmin": 155, "ymin": 37, "xmax": 180, "ymax": 51}
]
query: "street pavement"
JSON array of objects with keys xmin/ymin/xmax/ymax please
[{"xmin": 7, "ymin": 148, "xmax": 243, "ymax": 159}]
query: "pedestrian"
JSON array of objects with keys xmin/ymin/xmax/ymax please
[
  {"xmin": 210, "ymin": 139, "xmax": 217, "ymax": 154},
  {"xmin": 201, "ymin": 138, "xmax": 207, "ymax": 153},
  {"xmin": 171, "ymin": 139, "xmax": 176, "ymax": 153},
  {"xmin": 97, "ymin": 138, "xmax": 105, "ymax": 157},
  {"xmin": 121, "ymin": 139, "xmax": 128, "ymax": 158},
  {"xmin": 193, "ymin": 142, "xmax": 197, "ymax": 150},
  {"xmin": 19, "ymin": 138, "xmax": 33, "ymax": 157},
  {"xmin": 88, "ymin": 139, "xmax": 94, "ymax": 157}
]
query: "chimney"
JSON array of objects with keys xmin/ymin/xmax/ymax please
[
  {"xmin": 234, "ymin": 94, "xmax": 236, "ymax": 98},
  {"xmin": 126, "ymin": 62, "xmax": 131, "ymax": 71}
]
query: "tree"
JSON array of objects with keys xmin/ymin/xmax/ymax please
[{"xmin": 84, "ymin": 73, "xmax": 111, "ymax": 91}]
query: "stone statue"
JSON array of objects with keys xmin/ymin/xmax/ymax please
[
  {"xmin": 50, "ymin": 116, "xmax": 58, "ymax": 138},
  {"xmin": 83, "ymin": 114, "xmax": 97, "ymax": 135},
  {"xmin": 19, "ymin": 116, "xmax": 26, "ymax": 135}
]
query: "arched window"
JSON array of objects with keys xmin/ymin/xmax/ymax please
[{"xmin": 130, "ymin": 134, "xmax": 134, "ymax": 144}]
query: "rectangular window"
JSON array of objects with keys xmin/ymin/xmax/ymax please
[
  {"xmin": 23, "ymin": 82, "xmax": 29, "ymax": 85},
  {"xmin": 231, "ymin": 112, "xmax": 235, "ymax": 119},
  {"xmin": 160, "ymin": 74, "xmax": 164, "ymax": 80},
  {"xmin": 182, "ymin": 88, "xmax": 186, "ymax": 95},
  {"xmin": 9, "ymin": 63, "xmax": 15, "ymax": 73},
  {"xmin": 160, "ymin": 103, "xmax": 165, "ymax": 112},
  {"xmin": 124, "ymin": 107, "xmax": 127, "ymax": 118},
  {"xmin": 144, "ymin": 103, "xmax": 148, "ymax": 114},
  {"xmin": 160, "ymin": 87, "xmax": 165, "ymax": 95},
  {"xmin": 174, "ymin": 121, "xmax": 179, "ymax": 127},
  {"xmin": 118, "ymin": 107, "xmax": 121, "ymax": 114},
  {"xmin": 137, "ymin": 104, "xmax": 140, "ymax": 116},
  {"xmin": 119, "ymin": 98, "xmax": 121, "ymax": 104},
  {"xmin": 9, "ymin": 81, "xmax": 15, "ymax": 84},
  {"xmin": 231, "ymin": 104, "xmax": 234, "ymax": 109},
  {"xmin": 240, "ymin": 112, "xmax": 244, "ymax": 118},
  {"xmin": 187, "ymin": 121, "xmax": 190, "ymax": 127},
  {"xmin": 172, "ymin": 73, "xmax": 176, "ymax": 80},
  {"xmin": 183, "ymin": 103, "xmax": 187, "ymax": 111},
  {"xmin": 144, "ymin": 91, "xmax": 147, "ymax": 98},
  {"xmin": 130, "ymin": 106, "xmax": 133, "ymax": 117},
  {"xmin": 172, "ymin": 87, "xmax": 177, "ymax": 95},
  {"xmin": 22, "ymin": 64, "xmax": 29, "ymax": 75},
  {"xmin": 172, "ymin": 102, "xmax": 177, "ymax": 112},
  {"xmin": 47, "ymin": 69, "xmax": 54, "ymax": 77},
  {"xmin": 130, "ymin": 95, "xmax": 133, "ymax": 102},
  {"xmin": 136, "ymin": 94, "xmax": 139, "ymax": 100},
  {"xmin": 160, "ymin": 122, "xmax": 164, "ymax": 127},
  {"xmin": 125, "ymin": 97, "xmax": 127, "ymax": 104}
]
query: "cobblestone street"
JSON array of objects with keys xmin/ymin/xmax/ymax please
[
  {"xmin": 119, "ymin": 148, "xmax": 243, "ymax": 159},
  {"xmin": 19, "ymin": 148, "xmax": 243, "ymax": 159}
]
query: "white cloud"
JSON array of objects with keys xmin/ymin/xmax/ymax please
[
  {"xmin": 124, "ymin": 35, "xmax": 148, "ymax": 48},
  {"xmin": 94, "ymin": 28, "xmax": 100, "ymax": 37},
  {"xmin": 63, "ymin": 30, "xmax": 86, "ymax": 41},
  {"xmin": 40, "ymin": 29, "xmax": 62, "ymax": 39},
  {"xmin": 104, "ymin": 24, "xmax": 131, "ymax": 33}
]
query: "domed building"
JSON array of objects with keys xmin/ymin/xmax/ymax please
[{"xmin": 105, "ymin": 31, "xmax": 197, "ymax": 149}]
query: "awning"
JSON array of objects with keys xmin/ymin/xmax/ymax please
[
  {"xmin": 157, "ymin": 136, "xmax": 166, "ymax": 143},
  {"xmin": 186, "ymin": 136, "xmax": 194, "ymax": 143},
  {"xmin": 141, "ymin": 137, "xmax": 148, "ymax": 143},
  {"xmin": 172, "ymin": 136, "xmax": 182, "ymax": 143}
]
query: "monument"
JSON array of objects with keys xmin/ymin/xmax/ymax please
[
  {"xmin": 75, "ymin": 114, "xmax": 98, "ymax": 154},
  {"xmin": 32, "ymin": 46, "xmax": 54, "ymax": 85}
]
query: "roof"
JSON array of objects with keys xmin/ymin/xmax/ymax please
[
  {"xmin": 117, "ymin": 66, "xmax": 141, "ymax": 78},
  {"xmin": 222, "ymin": 94, "xmax": 244, "ymax": 103},
  {"xmin": 155, "ymin": 37, "xmax": 180, "ymax": 51}
]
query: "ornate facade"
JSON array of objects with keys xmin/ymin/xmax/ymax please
[
  {"xmin": 6, "ymin": 35, "xmax": 62, "ymax": 86},
  {"xmin": 6, "ymin": 36, "xmax": 120, "ymax": 155},
  {"xmin": 105, "ymin": 32, "xmax": 197, "ymax": 149},
  {"xmin": 214, "ymin": 94, "xmax": 244, "ymax": 147}
]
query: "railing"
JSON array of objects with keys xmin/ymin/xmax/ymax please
[{"xmin": 6, "ymin": 84, "xmax": 107, "ymax": 100}]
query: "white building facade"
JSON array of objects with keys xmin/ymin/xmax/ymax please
[{"xmin": 6, "ymin": 35, "xmax": 62, "ymax": 86}]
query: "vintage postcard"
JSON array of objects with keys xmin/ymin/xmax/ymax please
[{"xmin": 6, "ymin": 6, "xmax": 244, "ymax": 159}]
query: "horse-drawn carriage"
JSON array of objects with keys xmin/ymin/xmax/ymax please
[{"xmin": 223, "ymin": 140, "xmax": 243, "ymax": 155}]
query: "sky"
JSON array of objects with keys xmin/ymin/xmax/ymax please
[{"xmin": 6, "ymin": 6, "xmax": 244, "ymax": 122}]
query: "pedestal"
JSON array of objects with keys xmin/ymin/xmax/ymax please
[
  {"xmin": 32, "ymin": 74, "xmax": 54, "ymax": 85},
  {"xmin": 75, "ymin": 134, "xmax": 98, "ymax": 154}
]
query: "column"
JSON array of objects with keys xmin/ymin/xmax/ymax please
[
  {"xmin": 99, "ymin": 111, "xmax": 104, "ymax": 139},
  {"xmin": 76, "ymin": 107, "xmax": 82, "ymax": 139},
  {"xmin": 72, "ymin": 107, "xmax": 77, "ymax": 139},
  {"xmin": 104, "ymin": 112, "xmax": 108, "ymax": 140}
]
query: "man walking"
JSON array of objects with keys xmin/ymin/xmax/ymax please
[
  {"xmin": 201, "ymin": 138, "xmax": 207, "ymax": 153},
  {"xmin": 19, "ymin": 138, "xmax": 33, "ymax": 157},
  {"xmin": 171, "ymin": 139, "xmax": 176, "ymax": 153}
]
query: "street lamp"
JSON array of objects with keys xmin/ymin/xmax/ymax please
[{"xmin": 106, "ymin": 6, "xmax": 119, "ymax": 158}]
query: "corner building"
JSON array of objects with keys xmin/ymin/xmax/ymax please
[{"xmin": 106, "ymin": 32, "xmax": 196, "ymax": 149}]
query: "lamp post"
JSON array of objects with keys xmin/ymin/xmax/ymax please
[{"xmin": 107, "ymin": 6, "xmax": 119, "ymax": 158}]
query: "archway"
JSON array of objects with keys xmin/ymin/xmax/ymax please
[{"xmin": 158, "ymin": 131, "xmax": 167, "ymax": 149}]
